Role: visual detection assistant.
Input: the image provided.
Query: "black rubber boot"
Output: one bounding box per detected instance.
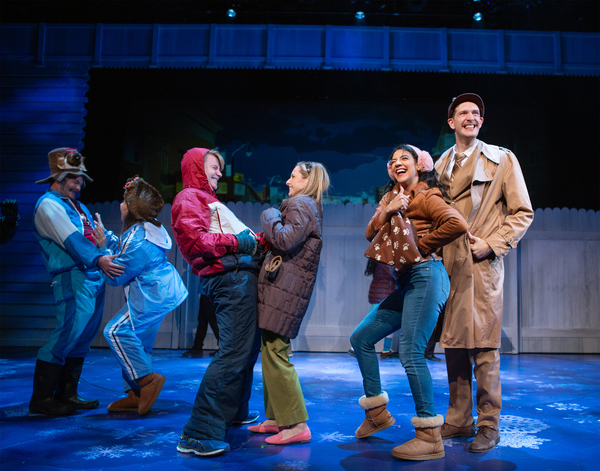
[29,360,77,416]
[55,357,99,409]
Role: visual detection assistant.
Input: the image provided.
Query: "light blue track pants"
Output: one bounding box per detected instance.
[37,268,105,365]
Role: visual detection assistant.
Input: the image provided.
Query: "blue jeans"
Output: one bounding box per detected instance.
[350,260,449,418]
[183,269,261,441]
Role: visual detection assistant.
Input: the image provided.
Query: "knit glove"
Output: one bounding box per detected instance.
[234,229,257,255]
[255,231,272,254]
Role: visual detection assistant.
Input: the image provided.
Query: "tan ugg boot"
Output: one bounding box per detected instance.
[107,390,140,412]
[136,373,165,416]
[392,414,445,461]
[355,391,396,439]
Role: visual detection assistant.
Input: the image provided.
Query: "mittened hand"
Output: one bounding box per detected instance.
[262,207,281,221]
[234,229,258,255]
[1,199,19,220]
[255,232,272,254]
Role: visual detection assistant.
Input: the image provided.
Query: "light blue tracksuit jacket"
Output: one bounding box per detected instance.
[33,189,119,364]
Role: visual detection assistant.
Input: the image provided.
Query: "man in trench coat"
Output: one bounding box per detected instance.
[434,93,534,452]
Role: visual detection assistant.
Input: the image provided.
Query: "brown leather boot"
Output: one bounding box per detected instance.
[136,373,165,416]
[441,421,476,438]
[392,415,445,461]
[107,390,140,412]
[469,426,500,452]
[355,391,396,439]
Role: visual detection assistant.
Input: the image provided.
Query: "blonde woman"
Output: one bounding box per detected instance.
[249,161,330,445]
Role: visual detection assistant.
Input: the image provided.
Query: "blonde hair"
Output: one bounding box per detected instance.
[204,149,225,170]
[293,161,330,204]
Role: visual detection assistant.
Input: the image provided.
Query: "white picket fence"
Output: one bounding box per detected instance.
[86,202,600,354]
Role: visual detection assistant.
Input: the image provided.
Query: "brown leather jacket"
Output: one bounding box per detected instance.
[366,181,468,257]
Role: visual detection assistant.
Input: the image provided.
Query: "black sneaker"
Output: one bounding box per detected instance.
[231,410,260,426]
[176,433,230,457]
[182,348,203,357]
[380,351,399,359]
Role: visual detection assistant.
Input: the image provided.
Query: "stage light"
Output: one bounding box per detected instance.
[473,12,483,21]
[355,11,365,20]
[227,9,236,18]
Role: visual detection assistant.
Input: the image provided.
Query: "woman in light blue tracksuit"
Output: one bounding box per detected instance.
[98,176,188,416]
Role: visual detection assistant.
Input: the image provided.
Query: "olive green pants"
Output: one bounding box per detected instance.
[261,330,309,427]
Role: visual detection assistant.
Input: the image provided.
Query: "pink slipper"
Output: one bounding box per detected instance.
[265,427,311,445]
[247,422,282,434]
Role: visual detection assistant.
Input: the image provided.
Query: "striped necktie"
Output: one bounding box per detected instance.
[451,153,467,181]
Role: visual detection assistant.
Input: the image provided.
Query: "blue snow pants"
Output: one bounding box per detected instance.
[37,268,105,365]
[183,269,261,442]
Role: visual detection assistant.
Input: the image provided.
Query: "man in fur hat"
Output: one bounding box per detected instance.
[30,147,125,416]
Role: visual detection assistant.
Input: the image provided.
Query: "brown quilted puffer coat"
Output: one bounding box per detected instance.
[257,195,322,339]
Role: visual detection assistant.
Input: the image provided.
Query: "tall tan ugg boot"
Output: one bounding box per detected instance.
[355,391,396,439]
[391,414,445,461]
[136,373,165,416]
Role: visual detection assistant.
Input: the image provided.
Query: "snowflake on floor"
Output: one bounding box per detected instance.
[80,422,119,433]
[442,438,467,448]
[132,431,180,445]
[502,394,525,401]
[548,403,588,411]
[500,415,549,435]
[318,431,354,443]
[75,445,160,460]
[446,415,550,450]
[563,414,600,425]
[134,449,161,458]
[496,415,550,449]
[498,431,549,449]
[109,427,146,440]
[276,461,310,470]
[75,445,136,460]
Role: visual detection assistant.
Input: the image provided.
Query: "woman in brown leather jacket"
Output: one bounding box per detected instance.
[248,161,330,446]
[350,144,467,461]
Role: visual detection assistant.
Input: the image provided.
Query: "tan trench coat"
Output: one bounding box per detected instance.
[435,140,534,349]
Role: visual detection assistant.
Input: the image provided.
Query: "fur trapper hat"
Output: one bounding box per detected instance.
[36,148,93,184]
[123,176,164,226]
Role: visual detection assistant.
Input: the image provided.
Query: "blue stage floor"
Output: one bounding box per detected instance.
[1,349,598,470]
